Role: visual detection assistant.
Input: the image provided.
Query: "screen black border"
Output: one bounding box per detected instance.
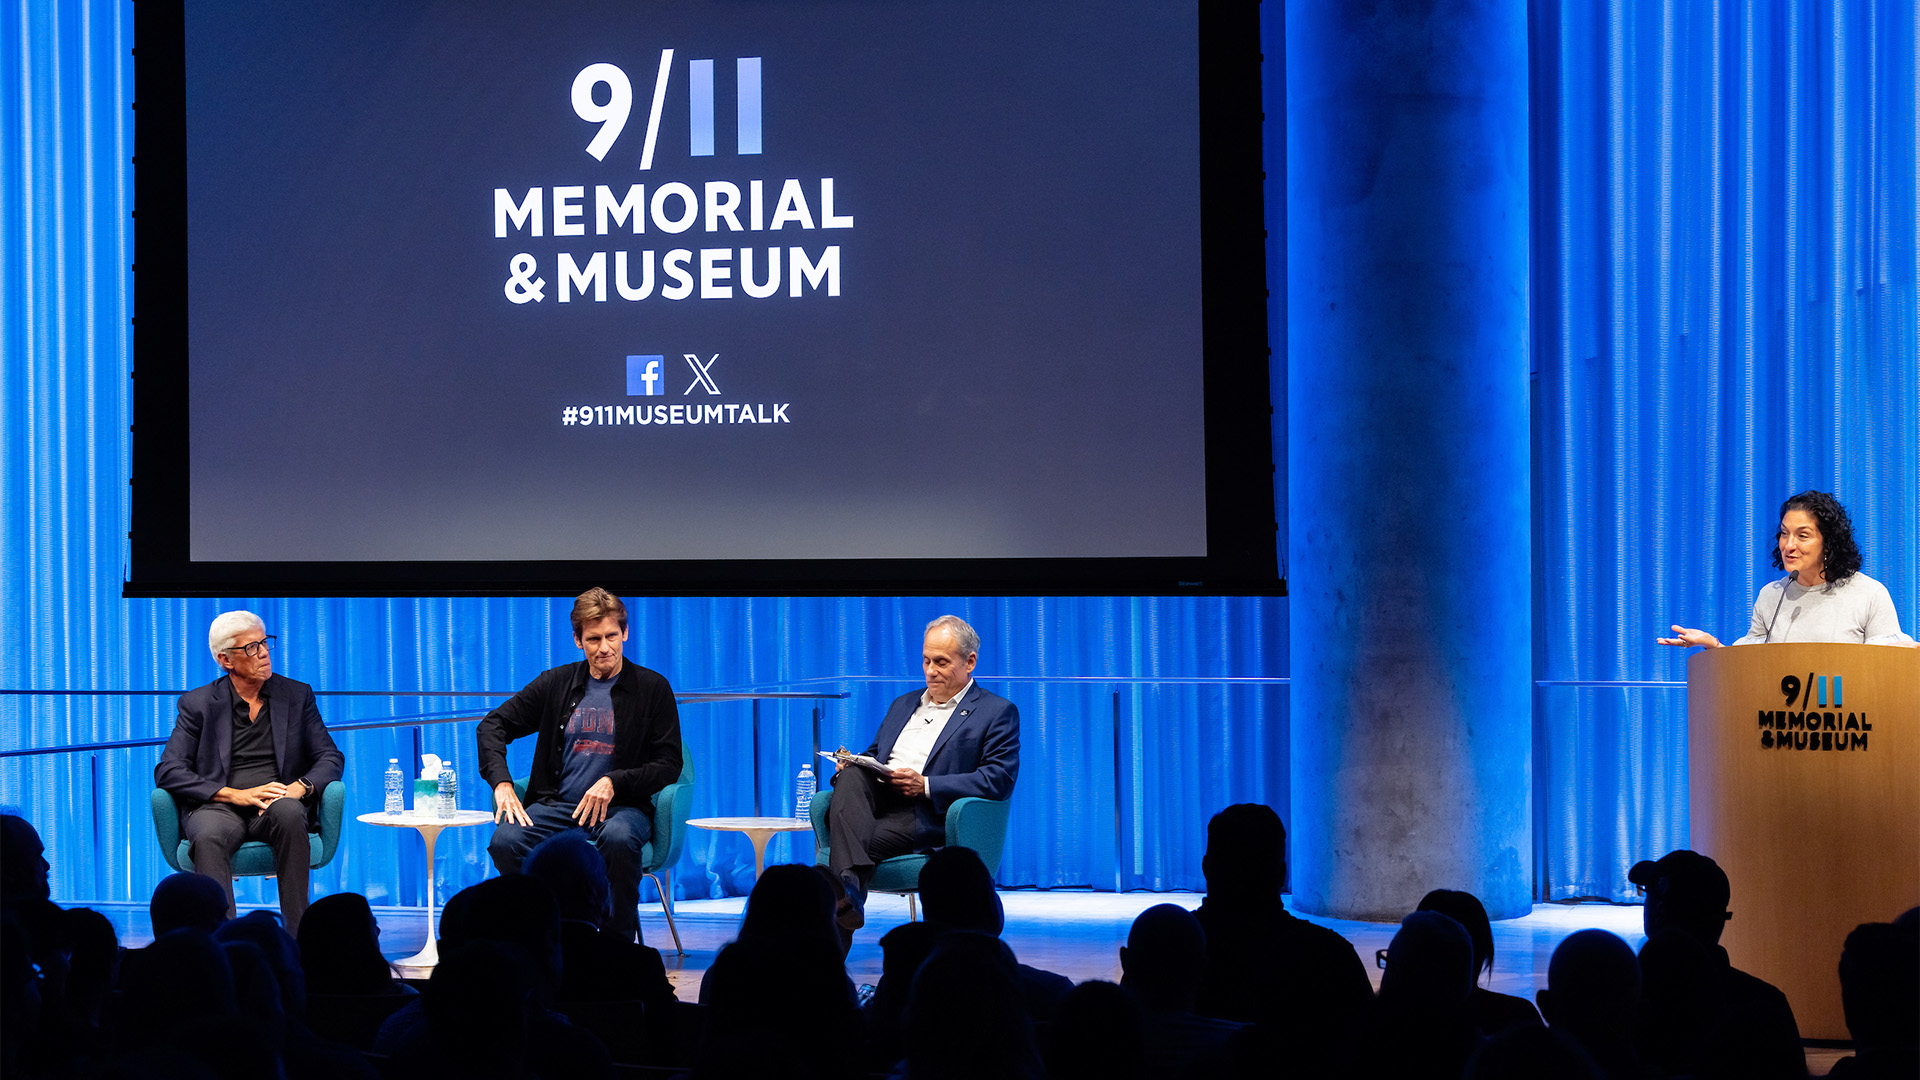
[129,1,1277,598]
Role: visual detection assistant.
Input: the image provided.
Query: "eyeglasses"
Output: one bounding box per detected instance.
[221,635,276,659]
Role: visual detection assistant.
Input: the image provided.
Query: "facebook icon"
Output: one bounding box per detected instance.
[626,355,665,396]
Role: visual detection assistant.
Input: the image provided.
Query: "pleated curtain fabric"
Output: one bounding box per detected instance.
[2,1,1913,907]
[1531,0,1918,900]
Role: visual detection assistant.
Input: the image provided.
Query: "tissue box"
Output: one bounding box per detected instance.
[413,779,438,810]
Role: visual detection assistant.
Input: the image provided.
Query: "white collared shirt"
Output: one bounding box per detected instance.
[884,680,973,776]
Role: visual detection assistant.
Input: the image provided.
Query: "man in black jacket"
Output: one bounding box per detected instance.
[478,588,683,943]
[156,611,344,934]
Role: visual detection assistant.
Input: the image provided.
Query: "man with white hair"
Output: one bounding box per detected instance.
[155,610,343,933]
[827,614,1020,931]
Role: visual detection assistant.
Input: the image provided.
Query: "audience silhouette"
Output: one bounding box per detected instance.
[297,891,410,997]
[0,814,52,913]
[1120,902,1244,1078]
[1536,928,1659,1080]
[375,874,614,1080]
[9,799,1894,1080]
[695,863,862,1079]
[902,930,1047,1080]
[415,937,546,1079]
[522,828,677,1008]
[1464,1024,1608,1080]
[1347,909,1484,1079]
[918,844,1075,1019]
[60,906,120,1041]
[1828,907,1919,1080]
[1,913,41,1077]
[1630,848,1807,1079]
[1191,803,1373,1075]
[1043,979,1150,1080]
[218,908,379,1079]
[116,927,270,1076]
[865,917,945,1069]
[1419,887,1544,1035]
[149,871,231,937]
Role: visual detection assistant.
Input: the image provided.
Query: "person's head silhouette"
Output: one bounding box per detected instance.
[1379,909,1476,1012]
[522,829,612,928]
[1628,850,1731,945]
[438,874,562,997]
[904,931,1042,1080]
[1201,803,1285,901]
[918,844,1003,934]
[1836,910,1919,1056]
[1046,980,1148,1080]
[1536,928,1639,1043]
[299,891,395,995]
[1120,903,1208,1014]
[0,815,49,905]
[1418,889,1499,985]
[150,872,230,936]
[739,862,840,955]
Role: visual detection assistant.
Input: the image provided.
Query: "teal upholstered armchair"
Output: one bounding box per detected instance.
[809,785,1013,922]
[514,737,695,955]
[150,780,347,878]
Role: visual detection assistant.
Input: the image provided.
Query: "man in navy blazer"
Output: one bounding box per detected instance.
[828,614,1019,930]
[155,611,343,934]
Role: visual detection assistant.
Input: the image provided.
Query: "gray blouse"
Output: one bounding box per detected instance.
[1731,572,1914,646]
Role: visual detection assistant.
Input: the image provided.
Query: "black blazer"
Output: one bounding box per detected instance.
[155,673,345,830]
[476,658,683,812]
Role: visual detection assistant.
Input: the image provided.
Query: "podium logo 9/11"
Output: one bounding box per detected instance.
[1756,671,1871,751]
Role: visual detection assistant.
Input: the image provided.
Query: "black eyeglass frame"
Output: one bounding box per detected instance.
[220,634,277,659]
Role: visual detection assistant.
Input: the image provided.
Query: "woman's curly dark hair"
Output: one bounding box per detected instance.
[1768,490,1862,584]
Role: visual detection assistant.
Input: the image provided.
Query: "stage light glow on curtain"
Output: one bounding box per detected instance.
[1533,0,1918,900]
[0,3,1286,908]
[14,0,1910,912]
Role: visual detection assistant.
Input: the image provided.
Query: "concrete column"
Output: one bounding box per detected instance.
[1286,0,1532,920]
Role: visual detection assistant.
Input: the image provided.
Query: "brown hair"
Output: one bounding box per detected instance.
[570,587,629,637]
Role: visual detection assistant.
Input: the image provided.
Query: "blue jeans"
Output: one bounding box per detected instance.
[487,800,654,941]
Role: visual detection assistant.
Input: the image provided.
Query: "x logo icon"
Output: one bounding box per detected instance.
[683,353,720,395]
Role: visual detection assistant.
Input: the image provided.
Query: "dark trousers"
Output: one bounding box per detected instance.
[487,801,653,942]
[182,797,314,934]
[826,767,940,891]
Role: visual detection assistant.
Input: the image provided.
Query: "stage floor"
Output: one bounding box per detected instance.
[96,890,1847,1075]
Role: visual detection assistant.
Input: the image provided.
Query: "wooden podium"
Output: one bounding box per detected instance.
[1687,642,1919,1040]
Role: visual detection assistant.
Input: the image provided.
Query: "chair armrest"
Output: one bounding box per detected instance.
[150,787,186,872]
[646,779,695,873]
[944,797,1012,875]
[513,777,529,803]
[809,786,834,865]
[312,780,347,868]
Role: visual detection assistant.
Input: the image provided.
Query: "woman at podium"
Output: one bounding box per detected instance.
[1660,490,1915,649]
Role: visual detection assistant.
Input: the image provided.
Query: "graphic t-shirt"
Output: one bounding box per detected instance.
[559,675,617,805]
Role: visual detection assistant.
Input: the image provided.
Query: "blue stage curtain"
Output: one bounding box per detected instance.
[11,1,1911,913]
[1532,0,1918,900]
[1,3,1290,909]
[0,2,1293,910]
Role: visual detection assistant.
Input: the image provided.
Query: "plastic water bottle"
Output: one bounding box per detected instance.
[794,761,816,821]
[383,758,404,815]
[437,764,457,819]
